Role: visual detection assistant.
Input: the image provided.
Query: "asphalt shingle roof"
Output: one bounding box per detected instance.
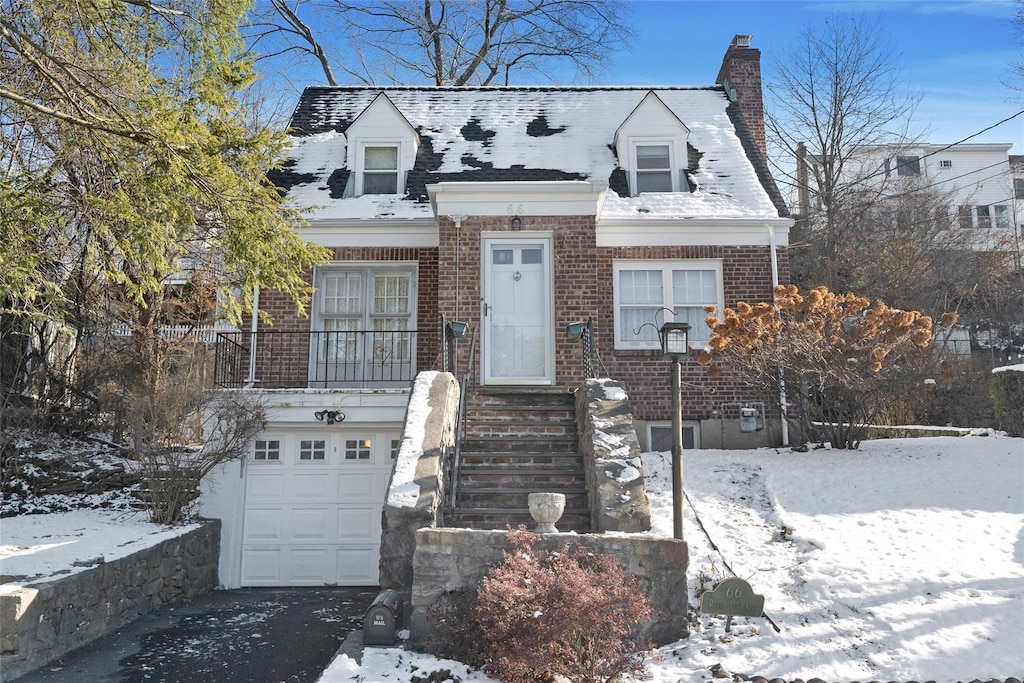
[271,86,789,221]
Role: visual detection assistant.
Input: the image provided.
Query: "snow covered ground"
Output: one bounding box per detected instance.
[320,434,1023,683]
[3,434,1022,682]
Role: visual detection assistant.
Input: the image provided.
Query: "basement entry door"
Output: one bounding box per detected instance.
[239,432,396,586]
[482,236,554,385]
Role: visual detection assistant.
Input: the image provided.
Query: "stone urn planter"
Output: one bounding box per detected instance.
[528,492,566,533]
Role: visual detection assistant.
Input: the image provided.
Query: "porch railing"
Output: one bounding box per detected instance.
[213,329,418,389]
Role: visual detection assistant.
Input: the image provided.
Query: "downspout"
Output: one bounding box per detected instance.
[446,214,467,327]
[768,225,790,446]
[246,284,259,388]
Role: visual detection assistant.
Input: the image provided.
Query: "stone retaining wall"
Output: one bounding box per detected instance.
[0,520,219,681]
[409,527,689,648]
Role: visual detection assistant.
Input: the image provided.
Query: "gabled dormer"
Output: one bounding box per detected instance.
[613,91,690,196]
[344,93,419,197]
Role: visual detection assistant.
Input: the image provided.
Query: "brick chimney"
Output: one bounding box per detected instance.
[716,34,766,159]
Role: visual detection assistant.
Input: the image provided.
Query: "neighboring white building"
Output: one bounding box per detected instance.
[798,142,1020,253]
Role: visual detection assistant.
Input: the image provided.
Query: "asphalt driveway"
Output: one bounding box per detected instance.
[12,587,380,683]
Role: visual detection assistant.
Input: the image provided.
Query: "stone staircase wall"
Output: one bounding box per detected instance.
[576,377,652,533]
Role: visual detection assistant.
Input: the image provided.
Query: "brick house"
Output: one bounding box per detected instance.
[200,35,792,588]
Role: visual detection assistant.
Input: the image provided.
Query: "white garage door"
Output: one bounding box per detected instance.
[239,431,398,586]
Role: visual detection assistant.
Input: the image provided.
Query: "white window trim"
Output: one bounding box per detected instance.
[629,139,681,196]
[612,259,724,351]
[251,435,284,463]
[355,140,406,196]
[297,436,328,462]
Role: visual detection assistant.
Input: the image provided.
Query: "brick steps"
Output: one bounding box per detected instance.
[449,386,591,533]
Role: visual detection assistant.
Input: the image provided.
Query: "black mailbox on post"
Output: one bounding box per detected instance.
[363,589,404,646]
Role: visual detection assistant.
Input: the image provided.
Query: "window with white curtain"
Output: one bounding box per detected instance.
[634,144,673,193]
[316,265,415,363]
[613,259,723,349]
[360,145,399,194]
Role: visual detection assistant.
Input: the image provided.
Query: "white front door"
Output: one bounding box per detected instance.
[482,237,554,384]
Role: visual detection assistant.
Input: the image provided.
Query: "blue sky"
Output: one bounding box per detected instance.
[605,1,1023,151]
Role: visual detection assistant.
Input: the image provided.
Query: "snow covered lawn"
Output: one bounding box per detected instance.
[321,434,1023,683]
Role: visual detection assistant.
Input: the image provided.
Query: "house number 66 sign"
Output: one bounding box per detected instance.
[700,577,765,619]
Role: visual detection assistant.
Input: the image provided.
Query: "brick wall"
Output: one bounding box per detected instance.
[438,215,788,425]
[716,39,766,160]
[243,218,788,426]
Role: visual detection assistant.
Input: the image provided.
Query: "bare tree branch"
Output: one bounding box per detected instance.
[248,0,632,87]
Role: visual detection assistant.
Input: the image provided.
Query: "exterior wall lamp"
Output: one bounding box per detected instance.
[511,216,522,231]
[448,320,469,338]
[659,321,690,541]
[314,409,345,425]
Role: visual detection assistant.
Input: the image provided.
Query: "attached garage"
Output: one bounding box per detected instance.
[200,421,400,589]
[237,431,398,586]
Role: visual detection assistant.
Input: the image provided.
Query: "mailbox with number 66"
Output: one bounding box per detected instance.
[363,589,404,646]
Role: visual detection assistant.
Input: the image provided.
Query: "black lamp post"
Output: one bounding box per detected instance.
[659,321,689,540]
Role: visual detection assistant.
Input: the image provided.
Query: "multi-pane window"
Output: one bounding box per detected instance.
[634,144,673,193]
[345,438,372,461]
[614,260,722,349]
[1014,178,1024,200]
[390,439,401,460]
[362,145,399,194]
[299,439,326,460]
[253,439,281,461]
[939,159,953,169]
[317,266,415,364]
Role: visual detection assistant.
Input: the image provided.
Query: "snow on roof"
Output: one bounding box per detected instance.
[272,86,786,222]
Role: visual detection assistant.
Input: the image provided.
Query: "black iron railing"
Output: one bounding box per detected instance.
[213,329,418,389]
[580,317,597,379]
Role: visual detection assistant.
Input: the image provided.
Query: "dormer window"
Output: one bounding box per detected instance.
[636,145,673,192]
[614,91,690,197]
[344,93,419,198]
[362,145,399,194]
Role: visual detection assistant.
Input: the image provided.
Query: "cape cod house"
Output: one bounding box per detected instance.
[200,36,793,589]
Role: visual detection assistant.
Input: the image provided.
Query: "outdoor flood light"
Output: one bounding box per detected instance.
[449,320,469,338]
[659,321,690,359]
[565,321,586,339]
[314,409,345,424]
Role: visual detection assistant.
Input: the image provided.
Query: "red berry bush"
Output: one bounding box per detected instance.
[431,528,654,683]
